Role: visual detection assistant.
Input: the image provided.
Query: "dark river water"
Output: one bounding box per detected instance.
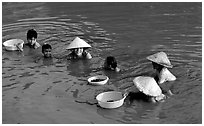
[2,2,202,124]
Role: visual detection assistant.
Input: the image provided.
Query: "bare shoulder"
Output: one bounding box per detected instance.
[115,67,121,72]
[86,52,92,59]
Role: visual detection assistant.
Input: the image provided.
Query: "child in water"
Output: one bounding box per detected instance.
[42,43,52,58]
[35,43,57,66]
[66,37,92,60]
[104,56,120,72]
[25,29,41,49]
[146,51,176,96]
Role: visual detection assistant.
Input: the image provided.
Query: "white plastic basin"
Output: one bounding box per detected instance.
[3,39,24,51]
[88,75,109,86]
[96,91,128,109]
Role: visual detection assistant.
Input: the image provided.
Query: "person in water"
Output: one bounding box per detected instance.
[35,43,57,66]
[25,29,41,49]
[68,48,92,60]
[132,76,166,103]
[66,37,92,60]
[147,51,176,96]
[42,43,52,58]
[104,56,120,72]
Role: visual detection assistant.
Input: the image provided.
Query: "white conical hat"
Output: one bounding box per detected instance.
[146,52,173,68]
[66,37,91,50]
[133,76,162,97]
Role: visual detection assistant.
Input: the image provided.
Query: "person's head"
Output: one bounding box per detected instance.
[27,29,38,45]
[106,56,117,69]
[42,43,52,58]
[73,48,84,56]
[152,62,164,72]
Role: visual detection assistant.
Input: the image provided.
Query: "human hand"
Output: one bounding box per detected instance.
[34,42,41,49]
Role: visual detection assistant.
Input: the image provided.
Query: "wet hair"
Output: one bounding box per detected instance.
[106,56,117,69]
[152,62,164,71]
[42,43,52,53]
[27,29,38,40]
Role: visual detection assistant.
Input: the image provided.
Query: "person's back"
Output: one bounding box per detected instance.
[82,50,92,59]
[158,67,176,84]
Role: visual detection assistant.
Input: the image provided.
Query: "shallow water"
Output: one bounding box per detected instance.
[2,2,202,124]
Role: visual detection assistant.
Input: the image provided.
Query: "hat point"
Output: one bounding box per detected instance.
[66,37,91,50]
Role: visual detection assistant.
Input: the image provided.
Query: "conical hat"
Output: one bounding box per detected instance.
[146,52,173,68]
[66,37,91,50]
[133,76,162,97]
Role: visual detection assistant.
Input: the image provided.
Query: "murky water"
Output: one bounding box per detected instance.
[2,2,202,124]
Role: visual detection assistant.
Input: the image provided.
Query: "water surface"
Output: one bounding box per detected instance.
[2,2,202,124]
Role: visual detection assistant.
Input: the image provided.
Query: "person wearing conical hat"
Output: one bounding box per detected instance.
[133,76,166,103]
[147,52,176,96]
[66,37,92,60]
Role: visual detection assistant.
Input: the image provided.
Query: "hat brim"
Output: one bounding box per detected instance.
[66,37,91,50]
[147,56,173,68]
[66,47,91,50]
[147,57,173,68]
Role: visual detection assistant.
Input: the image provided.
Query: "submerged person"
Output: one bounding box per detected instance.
[146,51,176,96]
[104,56,120,72]
[35,43,58,66]
[130,52,176,103]
[66,37,92,60]
[133,76,166,103]
[25,29,41,49]
[42,43,52,58]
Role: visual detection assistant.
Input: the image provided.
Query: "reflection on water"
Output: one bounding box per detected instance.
[2,2,201,124]
[66,59,93,77]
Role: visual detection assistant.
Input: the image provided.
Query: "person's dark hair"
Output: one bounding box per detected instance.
[106,56,117,69]
[27,29,38,40]
[152,62,164,72]
[42,43,52,53]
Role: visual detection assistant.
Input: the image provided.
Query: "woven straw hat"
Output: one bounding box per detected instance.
[146,52,173,68]
[66,37,91,50]
[133,76,162,97]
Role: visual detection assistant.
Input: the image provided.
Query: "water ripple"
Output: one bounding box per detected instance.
[2,16,115,59]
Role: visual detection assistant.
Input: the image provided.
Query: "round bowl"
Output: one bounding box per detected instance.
[96,91,128,109]
[88,75,109,86]
[3,39,24,51]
